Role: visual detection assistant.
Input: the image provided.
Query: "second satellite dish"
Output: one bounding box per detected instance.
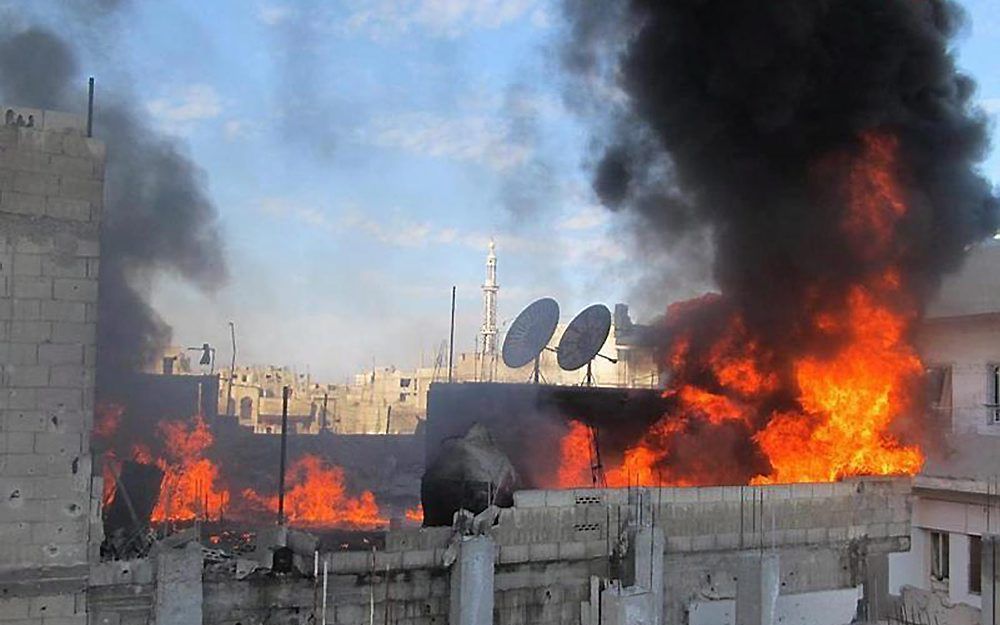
[557,304,612,371]
[502,298,560,369]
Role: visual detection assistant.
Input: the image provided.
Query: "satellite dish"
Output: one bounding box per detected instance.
[558,305,613,371]
[502,298,560,372]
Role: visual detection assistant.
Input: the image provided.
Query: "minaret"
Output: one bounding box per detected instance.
[480,239,499,355]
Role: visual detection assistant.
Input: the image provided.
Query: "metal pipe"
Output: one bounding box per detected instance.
[321,557,329,625]
[278,385,290,524]
[448,286,456,383]
[86,77,94,138]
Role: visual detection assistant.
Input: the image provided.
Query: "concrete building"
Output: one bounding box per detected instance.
[888,240,1000,624]
[0,105,105,624]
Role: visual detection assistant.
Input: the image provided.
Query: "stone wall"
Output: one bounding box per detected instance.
[0,105,104,624]
[91,479,912,625]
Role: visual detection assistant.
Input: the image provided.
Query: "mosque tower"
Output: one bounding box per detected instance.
[480,239,499,355]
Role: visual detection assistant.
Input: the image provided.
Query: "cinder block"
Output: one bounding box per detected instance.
[41,257,87,278]
[4,387,38,409]
[4,148,49,173]
[0,596,30,619]
[58,176,103,203]
[53,278,97,302]
[690,534,715,551]
[696,486,725,502]
[12,276,52,299]
[41,300,86,323]
[666,536,692,552]
[13,171,58,196]
[49,155,93,178]
[37,387,82,411]
[42,111,85,134]
[34,432,81,455]
[558,541,586,560]
[499,544,529,564]
[5,430,33,452]
[401,549,435,568]
[673,488,699,503]
[29,592,78,617]
[51,322,93,344]
[49,364,88,388]
[38,343,83,365]
[545,490,574,507]
[31,521,85,544]
[46,197,90,221]
[12,253,41,276]
[3,410,47,431]
[513,490,546,508]
[12,299,40,320]
[10,321,50,342]
[0,189,45,215]
[8,364,50,387]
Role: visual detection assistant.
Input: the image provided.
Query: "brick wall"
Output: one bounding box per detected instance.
[0,105,104,625]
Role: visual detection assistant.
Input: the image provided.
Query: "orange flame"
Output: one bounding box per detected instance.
[243,455,386,530]
[404,504,423,524]
[553,131,925,488]
[151,416,230,522]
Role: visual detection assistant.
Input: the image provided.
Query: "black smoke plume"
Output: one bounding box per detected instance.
[567,0,995,322]
[0,25,226,397]
[562,0,998,482]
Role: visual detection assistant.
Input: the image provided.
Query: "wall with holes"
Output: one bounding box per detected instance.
[0,105,104,624]
[94,479,913,625]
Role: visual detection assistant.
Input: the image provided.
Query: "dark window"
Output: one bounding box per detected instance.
[399,393,406,402]
[970,535,982,594]
[239,397,253,421]
[931,531,950,581]
[989,365,1000,423]
[400,378,411,388]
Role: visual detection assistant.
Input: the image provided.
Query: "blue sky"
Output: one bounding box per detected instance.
[17,1,1000,380]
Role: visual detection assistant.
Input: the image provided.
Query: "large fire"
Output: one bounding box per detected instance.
[555,132,926,488]
[243,455,386,530]
[95,406,388,529]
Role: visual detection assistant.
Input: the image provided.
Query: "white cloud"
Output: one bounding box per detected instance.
[256,3,294,25]
[980,98,1000,115]
[345,0,541,39]
[222,119,256,141]
[560,204,608,231]
[364,112,531,171]
[147,85,223,124]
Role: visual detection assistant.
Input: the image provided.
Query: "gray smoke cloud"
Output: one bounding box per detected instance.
[0,22,227,396]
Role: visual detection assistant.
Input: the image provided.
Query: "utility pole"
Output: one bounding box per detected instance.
[226,321,237,417]
[278,385,290,525]
[448,286,456,383]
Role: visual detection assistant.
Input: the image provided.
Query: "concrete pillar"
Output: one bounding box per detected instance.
[632,526,665,625]
[153,541,203,625]
[736,552,779,625]
[862,552,890,621]
[984,535,999,625]
[449,535,495,625]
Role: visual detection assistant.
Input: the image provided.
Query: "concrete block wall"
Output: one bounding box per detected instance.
[0,105,103,624]
[510,477,911,553]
